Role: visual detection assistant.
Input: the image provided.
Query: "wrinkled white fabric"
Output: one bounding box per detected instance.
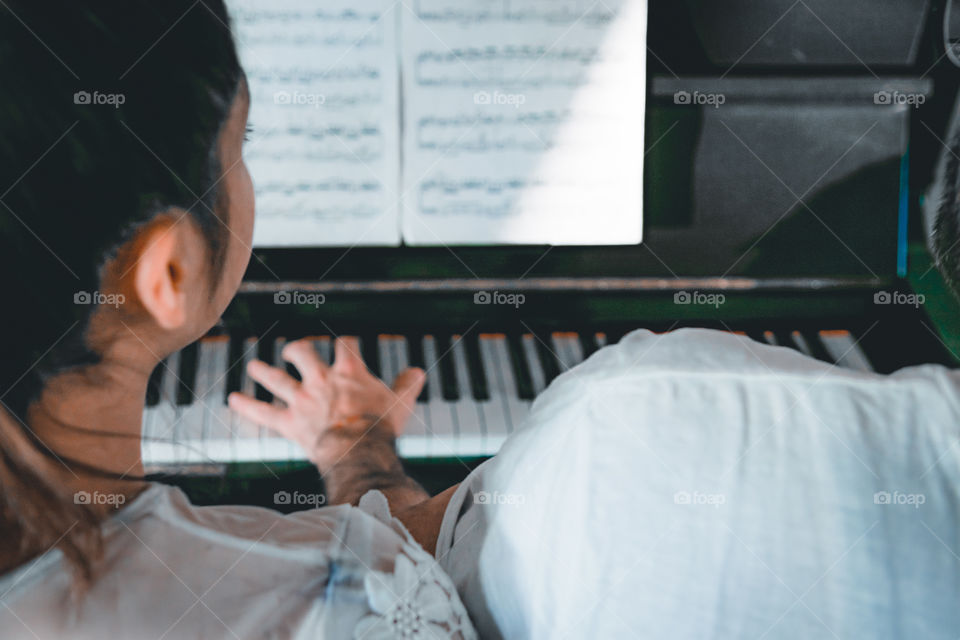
[0,486,475,639]
[436,328,960,639]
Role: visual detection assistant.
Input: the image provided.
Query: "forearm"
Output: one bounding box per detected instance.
[317,426,429,509]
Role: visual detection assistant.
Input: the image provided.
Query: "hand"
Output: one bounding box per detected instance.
[227,337,425,470]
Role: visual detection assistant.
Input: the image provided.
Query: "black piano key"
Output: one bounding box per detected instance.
[802,331,835,364]
[849,326,887,373]
[437,335,460,401]
[175,342,198,406]
[533,330,562,386]
[360,334,381,378]
[605,329,626,346]
[773,331,801,352]
[286,361,302,382]
[281,338,302,382]
[255,337,274,403]
[225,335,245,401]
[406,334,428,402]
[578,331,600,360]
[464,334,490,401]
[145,360,165,407]
[506,332,535,400]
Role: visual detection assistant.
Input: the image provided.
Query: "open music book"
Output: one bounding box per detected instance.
[228,0,647,247]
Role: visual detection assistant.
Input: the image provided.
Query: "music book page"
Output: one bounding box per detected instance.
[230,0,646,247]
[230,0,401,246]
[399,0,647,245]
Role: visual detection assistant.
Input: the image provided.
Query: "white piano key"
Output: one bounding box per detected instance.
[422,336,456,457]
[479,336,513,448]
[789,331,814,358]
[379,335,398,386]
[394,336,431,458]
[199,337,235,462]
[552,333,584,373]
[488,335,530,441]
[142,353,180,467]
[235,337,263,442]
[302,335,332,365]
[174,341,219,463]
[273,337,298,462]
[450,335,487,455]
[521,334,547,395]
[819,330,874,372]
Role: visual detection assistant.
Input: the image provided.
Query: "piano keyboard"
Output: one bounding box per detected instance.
[141,329,876,470]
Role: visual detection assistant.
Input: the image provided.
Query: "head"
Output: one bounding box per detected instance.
[0,0,250,580]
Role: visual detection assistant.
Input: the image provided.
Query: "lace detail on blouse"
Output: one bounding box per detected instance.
[353,491,477,640]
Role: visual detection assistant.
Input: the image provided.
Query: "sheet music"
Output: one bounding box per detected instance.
[400,0,646,245]
[229,0,401,246]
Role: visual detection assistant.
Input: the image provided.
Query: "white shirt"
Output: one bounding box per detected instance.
[436,328,960,639]
[0,486,475,640]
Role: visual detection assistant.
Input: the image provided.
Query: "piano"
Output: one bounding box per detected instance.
[142,326,885,467]
[145,0,960,480]
[141,245,960,476]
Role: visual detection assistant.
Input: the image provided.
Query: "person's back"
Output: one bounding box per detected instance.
[437,328,960,638]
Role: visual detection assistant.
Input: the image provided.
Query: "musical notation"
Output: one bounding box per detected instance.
[412,0,616,27]
[227,0,646,247]
[401,0,647,245]
[228,0,400,247]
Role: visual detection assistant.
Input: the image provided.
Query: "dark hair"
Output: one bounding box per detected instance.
[0,0,242,581]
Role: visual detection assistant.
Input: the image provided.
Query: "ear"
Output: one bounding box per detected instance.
[133,218,191,330]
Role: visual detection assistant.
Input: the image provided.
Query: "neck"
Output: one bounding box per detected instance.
[28,360,150,496]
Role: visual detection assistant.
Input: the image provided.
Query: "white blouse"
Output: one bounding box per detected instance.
[0,484,476,640]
